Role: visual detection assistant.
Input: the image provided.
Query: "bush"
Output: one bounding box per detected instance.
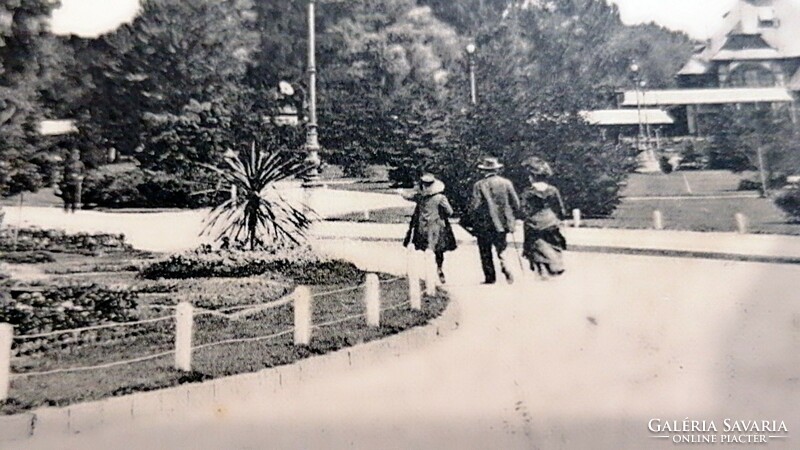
[775,189,800,222]
[140,246,364,285]
[0,228,132,253]
[82,166,222,209]
[738,179,762,192]
[659,156,674,174]
[1,284,139,335]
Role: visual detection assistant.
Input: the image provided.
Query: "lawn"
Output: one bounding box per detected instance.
[620,170,753,197]
[1,232,449,415]
[585,197,800,235]
[327,170,800,236]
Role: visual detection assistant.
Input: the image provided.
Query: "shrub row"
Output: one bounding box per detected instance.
[1,284,139,336]
[82,166,222,209]
[0,228,132,253]
[775,189,800,222]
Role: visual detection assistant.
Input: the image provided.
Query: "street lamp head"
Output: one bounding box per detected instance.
[629,62,639,73]
[466,43,476,55]
[278,80,295,96]
[639,80,647,88]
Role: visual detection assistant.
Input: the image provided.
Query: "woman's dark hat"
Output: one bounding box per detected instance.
[522,156,553,177]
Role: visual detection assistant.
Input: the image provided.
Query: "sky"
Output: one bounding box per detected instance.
[49,0,740,39]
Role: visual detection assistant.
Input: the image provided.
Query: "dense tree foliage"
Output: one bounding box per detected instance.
[15,0,697,218]
[317,1,461,179]
[0,0,61,196]
[78,0,263,175]
[707,106,799,179]
[420,1,645,215]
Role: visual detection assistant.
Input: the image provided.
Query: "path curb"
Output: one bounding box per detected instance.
[313,235,800,266]
[0,290,460,443]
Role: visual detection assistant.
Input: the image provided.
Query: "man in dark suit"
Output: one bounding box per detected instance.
[469,157,520,284]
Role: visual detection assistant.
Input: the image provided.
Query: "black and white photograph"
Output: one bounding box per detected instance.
[1,0,798,448]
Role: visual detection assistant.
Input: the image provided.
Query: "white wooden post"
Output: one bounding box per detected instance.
[407,252,422,311]
[363,209,371,221]
[572,209,582,228]
[293,287,312,346]
[0,324,11,402]
[364,274,380,327]
[424,250,437,296]
[653,210,664,230]
[735,213,748,234]
[174,302,193,372]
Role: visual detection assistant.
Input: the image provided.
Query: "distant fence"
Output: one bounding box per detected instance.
[569,208,751,233]
[1,262,439,402]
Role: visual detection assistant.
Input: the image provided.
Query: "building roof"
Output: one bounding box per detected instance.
[39,120,77,136]
[619,88,794,106]
[697,0,800,62]
[678,57,712,76]
[710,48,782,61]
[580,109,675,126]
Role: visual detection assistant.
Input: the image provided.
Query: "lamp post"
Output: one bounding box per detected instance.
[466,43,477,105]
[630,62,645,152]
[302,0,322,185]
[630,62,660,172]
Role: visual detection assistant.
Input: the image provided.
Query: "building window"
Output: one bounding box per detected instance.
[728,64,776,88]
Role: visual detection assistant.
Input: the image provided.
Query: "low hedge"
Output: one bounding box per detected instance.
[0,228,132,254]
[140,246,364,285]
[0,251,56,264]
[1,284,139,336]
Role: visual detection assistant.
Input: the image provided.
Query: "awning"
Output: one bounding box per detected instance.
[580,109,674,126]
[39,119,78,136]
[620,88,794,107]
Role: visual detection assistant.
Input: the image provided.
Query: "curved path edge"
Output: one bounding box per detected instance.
[0,290,461,443]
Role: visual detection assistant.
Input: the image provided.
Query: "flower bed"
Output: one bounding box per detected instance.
[140,246,364,285]
[1,284,139,336]
[3,280,450,415]
[135,277,294,311]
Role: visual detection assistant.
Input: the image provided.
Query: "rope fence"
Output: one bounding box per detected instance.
[1,262,438,400]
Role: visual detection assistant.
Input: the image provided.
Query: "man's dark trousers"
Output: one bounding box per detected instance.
[476,230,509,283]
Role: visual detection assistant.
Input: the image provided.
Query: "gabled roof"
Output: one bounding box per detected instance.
[698,0,800,62]
[580,109,674,126]
[619,88,794,106]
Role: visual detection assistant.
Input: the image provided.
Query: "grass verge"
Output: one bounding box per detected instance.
[2,279,448,415]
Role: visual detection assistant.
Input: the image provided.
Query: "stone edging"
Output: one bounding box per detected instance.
[0,291,461,443]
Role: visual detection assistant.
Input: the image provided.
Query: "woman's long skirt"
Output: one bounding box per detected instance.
[523,226,567,274]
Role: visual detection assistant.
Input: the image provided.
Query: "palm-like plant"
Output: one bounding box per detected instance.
[202,142,313,250]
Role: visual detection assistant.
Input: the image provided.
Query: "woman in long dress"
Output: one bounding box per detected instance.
[520,158,567,279]
[403,174,457,283]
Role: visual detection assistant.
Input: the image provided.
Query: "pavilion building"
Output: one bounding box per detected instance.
[618,0,799,136]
